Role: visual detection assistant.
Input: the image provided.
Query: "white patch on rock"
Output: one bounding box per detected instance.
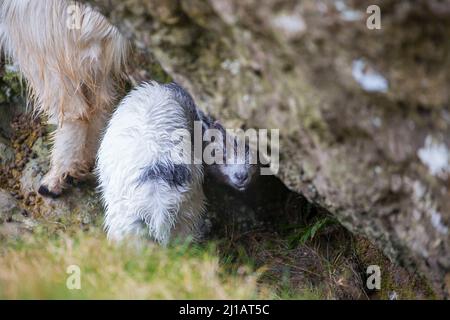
[413,180,426,199]
[412,180,449,236]
[210,0,236,25]
[352,59,389,93]
[442,110,450,123]
[221,59,241,75]
[417,135,450,179]
[372,117,382,128]
[389,291,398,300]
[335,0,363,21]
[412,209,421,221]
[374,166,382,175]
[430,209,449,235]
[271,13,306,38]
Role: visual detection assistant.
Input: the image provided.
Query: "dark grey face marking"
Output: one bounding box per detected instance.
[139,162,192,188]
[152,81,257,191]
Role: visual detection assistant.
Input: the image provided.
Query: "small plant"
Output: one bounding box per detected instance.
[288,216,338,247]
[0,65,23,105]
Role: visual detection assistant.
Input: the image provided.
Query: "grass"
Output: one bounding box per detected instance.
[0,180,340,301]
[0,216,337,300]
[0,228,273,299]
[287,216,339,247]
[0,211,434,300]
[0,195,433,300]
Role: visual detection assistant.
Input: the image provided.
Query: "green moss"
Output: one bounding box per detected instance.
[147,60,172,83]
[0,68,23,105]
[354,237,436,299]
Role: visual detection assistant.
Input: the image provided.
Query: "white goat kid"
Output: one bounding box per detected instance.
[96,82,257,245]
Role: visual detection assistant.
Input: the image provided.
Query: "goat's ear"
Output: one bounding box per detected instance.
[199,114,212,130]
[213,120,224,130]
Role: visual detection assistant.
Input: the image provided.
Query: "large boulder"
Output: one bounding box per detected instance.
[83,0,450,296]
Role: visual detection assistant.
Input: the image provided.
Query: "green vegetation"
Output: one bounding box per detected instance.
[287,216,338,247]
[0,228,268,299]
[0,66,23,105]
[0,204,435,300]
[0,216,326,300]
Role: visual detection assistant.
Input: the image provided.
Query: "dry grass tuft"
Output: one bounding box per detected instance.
[0,230,272,299]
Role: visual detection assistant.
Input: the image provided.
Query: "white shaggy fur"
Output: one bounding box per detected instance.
[97,82,205,245]
[96,82,257,245]
[0,0,127,196]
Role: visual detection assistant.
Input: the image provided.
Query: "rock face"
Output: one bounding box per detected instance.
[0,0,447,298]
[0,113,103,236]
[81,0,450,295]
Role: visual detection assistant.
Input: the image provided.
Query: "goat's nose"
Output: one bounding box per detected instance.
[234,172,249,183]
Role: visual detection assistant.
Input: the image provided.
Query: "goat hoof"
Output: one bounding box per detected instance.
[38,185,61,198]
[65,175,75,185]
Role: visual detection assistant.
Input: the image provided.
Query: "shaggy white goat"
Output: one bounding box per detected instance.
[0,0,127,197]
[96,82,257,245]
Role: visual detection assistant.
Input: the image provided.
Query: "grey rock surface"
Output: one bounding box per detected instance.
[83,0,450,295]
